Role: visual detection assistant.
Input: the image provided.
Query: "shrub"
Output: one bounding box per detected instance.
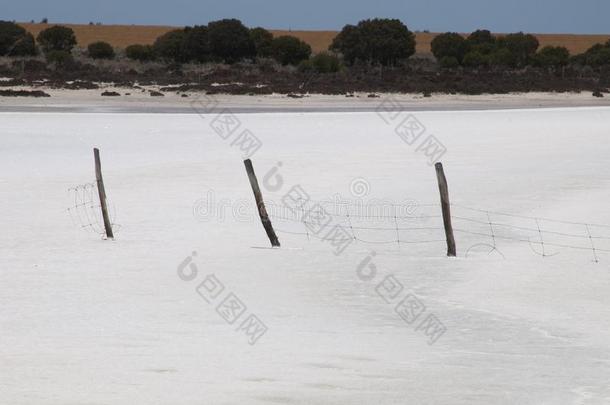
[439,56,459,68]
[462,51,487,67]
[488,48,513,67]
[500,32,539,67]
[9,33,37,56]
[533,46,569,68]
[331,18,415,66]
[297,59,314,73]
[153,29,188,63]
[271,35,312,65]
[183,25,210,63]
[431,33,469,64]
[310,52,341,73]
[207,19,255,63]
[466,29,496,55]
[588,48,610,67]
[87,41,115,59]
[467,29,495,47]
[36,25,77,53]
[45,50,74,67]
[0,21,28,55]
[125,44,156,62]
[582,43,610,67]
[250,27,274,58]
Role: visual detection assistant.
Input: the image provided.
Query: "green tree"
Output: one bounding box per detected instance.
[125,44,156,62]
[467,29,495,47]
[431,32,469,64]
[153,29,188,62]
[250,27,274,57]
[582,43,610,67]
[439,56,459,68]
[533,46,570,68]
[462,51,488,67]
[466,29,496,55]
[9,33,37,56]
[329,24,362,65]
[36,25,77,53]
[87,41,115,59]
[207,19,255,63]
[488,48,513,67]
[500,32,539,67]
[0,21,28,55]
[331,18,415,66]
[183,25,210,62]
[271,35,312,65]
[310,52,341,73]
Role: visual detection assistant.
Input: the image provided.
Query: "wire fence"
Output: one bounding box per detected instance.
[264,197,610,262]
[67,182,120,237]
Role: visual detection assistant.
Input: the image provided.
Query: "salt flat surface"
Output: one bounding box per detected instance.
[2,90,610,113]
[1,107,610,404]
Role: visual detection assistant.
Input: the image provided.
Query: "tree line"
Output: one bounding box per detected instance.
[1,18,610,71]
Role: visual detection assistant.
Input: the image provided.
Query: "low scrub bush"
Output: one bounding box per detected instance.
[37,25,77,53]
[431,33,469,64]
[310,52,341,73]
[271,35,312,65]
[331,18,415,66]
[87,41,115,59]
[125,44,156,62]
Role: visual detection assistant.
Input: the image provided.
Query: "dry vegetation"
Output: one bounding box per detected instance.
[20,23,610,55]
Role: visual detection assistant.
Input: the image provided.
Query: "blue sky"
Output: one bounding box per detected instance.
[4,0,610,34]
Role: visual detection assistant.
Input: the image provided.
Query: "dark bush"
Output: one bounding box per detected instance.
[488,48,513,67]
[439,56,459,68]
[297,59,313,73]
[329,24,361,65]
[310,52,341,73]
[45,50,74,67]
[125,44,156,62]
[250,27,274,57]
[183,25,210,62]
[462,51,487,67]
[500,32,539,67]
[582,43,610,67]
[87,41,115,59]
[36,25,77,53]
[467,29,495,47]
[207,19,255,63]
[0,21,28,55]
[153,29,188,63]
[9,33,37,56]
[431,33,469,64]
[466,29,496,55]
[271,35,312,65]
[533,46,570,68]
[588,48,610,67]
[331,19,415,66]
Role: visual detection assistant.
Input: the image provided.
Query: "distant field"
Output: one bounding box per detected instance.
[21,23,610,55]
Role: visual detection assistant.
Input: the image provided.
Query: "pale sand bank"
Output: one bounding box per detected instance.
[1,86,609,113]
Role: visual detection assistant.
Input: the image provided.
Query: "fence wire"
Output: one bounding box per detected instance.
[67,182,120,237]
[264,198,610,262]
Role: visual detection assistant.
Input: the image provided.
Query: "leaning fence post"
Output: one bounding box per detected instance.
[94,148,114,239]
[243,159,280,247]
[435,162,456,256]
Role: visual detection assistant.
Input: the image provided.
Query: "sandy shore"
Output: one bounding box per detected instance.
[1,86,609,113]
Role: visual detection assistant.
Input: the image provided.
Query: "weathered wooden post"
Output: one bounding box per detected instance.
[94,148,114,239]
[243,159,280,247]
[435,162,456,256]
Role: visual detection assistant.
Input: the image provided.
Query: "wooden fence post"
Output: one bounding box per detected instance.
[94,148,114,239]
[244,159,280,247]
[435,162,456,256]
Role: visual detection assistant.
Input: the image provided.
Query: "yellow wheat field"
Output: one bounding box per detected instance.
[21,23,610,55]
